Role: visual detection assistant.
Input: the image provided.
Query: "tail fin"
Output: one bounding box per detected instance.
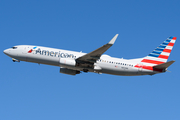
[141,36,176,66]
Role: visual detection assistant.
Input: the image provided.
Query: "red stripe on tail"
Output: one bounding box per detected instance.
[168,43,174,46]
[141,59,165,64]
[172,37,177,40]
[158,55,169,59]
[163,49,171,53]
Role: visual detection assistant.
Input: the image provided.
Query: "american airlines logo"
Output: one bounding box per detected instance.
[28,46,37,53]
[28,47,76,58]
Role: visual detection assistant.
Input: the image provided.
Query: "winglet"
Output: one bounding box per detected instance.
[108,34,119,45]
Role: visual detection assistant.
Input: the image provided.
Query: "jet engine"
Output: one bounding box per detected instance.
[60,68,80,75]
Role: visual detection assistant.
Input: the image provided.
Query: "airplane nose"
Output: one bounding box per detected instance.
[3,49,9,55]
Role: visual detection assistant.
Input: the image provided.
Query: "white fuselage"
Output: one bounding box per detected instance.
[3,45,162,76]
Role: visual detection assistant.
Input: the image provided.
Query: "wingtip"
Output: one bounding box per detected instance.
[108,34,119,45]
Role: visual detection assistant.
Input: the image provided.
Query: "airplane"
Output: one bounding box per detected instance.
[3,34,176,76]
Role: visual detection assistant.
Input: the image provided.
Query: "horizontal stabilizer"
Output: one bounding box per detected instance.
[153,60,175,69]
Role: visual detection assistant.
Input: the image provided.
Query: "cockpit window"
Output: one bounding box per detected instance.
[12,47,17,49]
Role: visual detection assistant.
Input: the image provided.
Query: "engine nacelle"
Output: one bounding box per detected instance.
[60,68,80,75]
[59,58,76,67]
[12,58,20,62]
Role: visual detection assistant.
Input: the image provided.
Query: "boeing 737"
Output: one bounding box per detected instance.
[3,34,176,76]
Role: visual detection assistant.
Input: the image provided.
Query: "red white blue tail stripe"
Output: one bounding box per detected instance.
[141,36,176,66]
[134,36,176,72]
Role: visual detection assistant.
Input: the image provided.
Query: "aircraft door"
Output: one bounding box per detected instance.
[138,63,143,72]
[22,47,27,54]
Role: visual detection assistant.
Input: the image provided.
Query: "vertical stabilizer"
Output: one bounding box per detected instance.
[140,36,176,66]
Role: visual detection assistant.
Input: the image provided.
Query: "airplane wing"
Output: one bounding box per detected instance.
[76,34,119,66]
